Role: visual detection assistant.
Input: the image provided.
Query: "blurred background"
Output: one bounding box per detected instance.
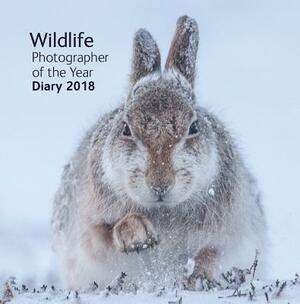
[0,0,299,286]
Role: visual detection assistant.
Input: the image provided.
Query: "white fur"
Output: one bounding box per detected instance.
[52,16,267,290]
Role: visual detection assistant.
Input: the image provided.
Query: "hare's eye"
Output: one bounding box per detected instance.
[122,122,132,136]
[188,121,199,136]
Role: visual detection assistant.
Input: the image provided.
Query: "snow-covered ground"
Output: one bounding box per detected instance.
[1,0,300,303]
[2,271,300,303]
[5,284,300,304]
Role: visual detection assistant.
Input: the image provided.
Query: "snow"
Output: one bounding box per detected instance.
[185,259,195,277]
[208,188,215,196]
[3,275,300,304]
[1,0,300,303]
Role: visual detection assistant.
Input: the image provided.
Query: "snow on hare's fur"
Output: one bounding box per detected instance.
[51,16,267,290]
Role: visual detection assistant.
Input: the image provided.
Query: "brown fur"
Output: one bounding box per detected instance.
[52,16,267,290]
[130,29,161,85]
[185,246,219,289]
[165,15,199,86]
[112,213,158,252]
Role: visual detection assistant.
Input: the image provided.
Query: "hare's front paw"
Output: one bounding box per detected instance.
[112,213,158,253]
[183,247,219,290]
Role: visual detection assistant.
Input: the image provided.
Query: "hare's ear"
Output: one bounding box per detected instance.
[130,29,161,86]
[165,16,199,87]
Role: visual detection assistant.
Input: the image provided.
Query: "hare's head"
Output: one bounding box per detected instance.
[105,16,218,208]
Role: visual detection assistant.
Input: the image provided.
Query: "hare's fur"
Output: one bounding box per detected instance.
[52,16,267,290]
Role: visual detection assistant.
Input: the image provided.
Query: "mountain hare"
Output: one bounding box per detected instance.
[52,16,267,290]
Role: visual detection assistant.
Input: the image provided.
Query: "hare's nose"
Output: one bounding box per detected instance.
[150,184,172,201]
